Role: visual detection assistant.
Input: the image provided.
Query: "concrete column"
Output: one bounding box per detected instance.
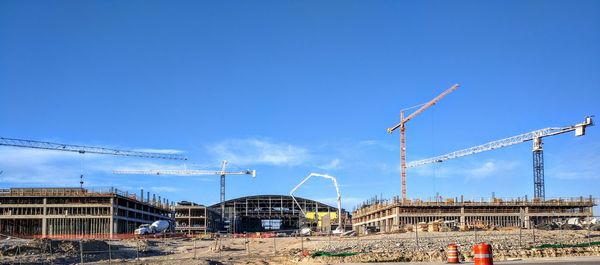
[460,207,465,226]
[110,197,114,238]
[524,206,530,229]
[42,198,47,237]
[393,207,399,231]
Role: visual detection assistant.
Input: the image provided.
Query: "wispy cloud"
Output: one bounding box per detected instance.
[547,143,600,180]
[319,158,341,170]
[206,138,310,166]
[411,159,519,180]
[133,148,184,154]
[145,186,179,193]
[0,147,91,186]
[0,147,187,187]
[358,140,397,151]
[109,161,189,172]
[466,160,518,179]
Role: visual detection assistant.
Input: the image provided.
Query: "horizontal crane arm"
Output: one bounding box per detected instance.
[407,116,593,168]
[113,169,256,177]
[0,137,187,160]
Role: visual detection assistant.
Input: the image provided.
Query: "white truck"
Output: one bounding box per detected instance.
[134,220,170,235]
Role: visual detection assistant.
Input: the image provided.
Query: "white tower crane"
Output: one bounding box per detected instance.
[0,137,187,187]
[0,137,186,160]
[113,160,256,219]
[407,116,593,199]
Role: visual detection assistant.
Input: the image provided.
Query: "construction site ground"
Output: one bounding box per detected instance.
[2,229,600,264]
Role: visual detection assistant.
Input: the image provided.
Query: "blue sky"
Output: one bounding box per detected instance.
[1,1,599,211]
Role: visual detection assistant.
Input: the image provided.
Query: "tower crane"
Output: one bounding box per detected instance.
[407,116,593,200]
[387,83,459,201]
[0,137,187,160]
[113,160,256,219]
[0,137,187,186]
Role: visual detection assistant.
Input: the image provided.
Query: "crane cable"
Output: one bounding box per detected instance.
[431,110,437,201]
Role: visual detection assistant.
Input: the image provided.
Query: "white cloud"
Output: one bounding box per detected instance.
[109,161,190,172]
[0,148,91,186]
[547,144,600,180]
[467,161,496,179]
[411,159,519,180]
[133,148,184,154]
[0,147,188,187]
[146,186,178,193]
[319,158,341,170]
[358,140,397,151]
[206,138,310,166]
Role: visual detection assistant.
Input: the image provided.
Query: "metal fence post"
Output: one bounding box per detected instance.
[108,244,112,265]
[301,235,304,253]
[79,240,84,264]
[532,222,536,245]
[245,238,249,255]
[273,236,276,254]
[415,226,419,250]
[519,225,522,248]
[193,239,197,259]
[588,221,592,247]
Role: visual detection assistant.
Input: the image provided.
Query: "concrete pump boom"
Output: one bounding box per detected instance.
[290,173,343,233]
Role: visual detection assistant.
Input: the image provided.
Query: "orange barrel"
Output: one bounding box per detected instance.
[447,243,459,263]
[473,243,493,265]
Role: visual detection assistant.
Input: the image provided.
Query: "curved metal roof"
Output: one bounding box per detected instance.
[208,194,341,210]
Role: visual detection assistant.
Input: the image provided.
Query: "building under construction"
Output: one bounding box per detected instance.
[0,187,172,238]
[210,195,349,233]
[174,201,220,234]
[352,196,596,234]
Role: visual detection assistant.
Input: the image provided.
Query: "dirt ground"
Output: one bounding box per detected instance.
[2,229,600,264]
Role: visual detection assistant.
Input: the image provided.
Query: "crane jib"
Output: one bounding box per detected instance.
[407,117,593,168]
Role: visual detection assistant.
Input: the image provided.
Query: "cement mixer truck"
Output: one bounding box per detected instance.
[134,220,171,235]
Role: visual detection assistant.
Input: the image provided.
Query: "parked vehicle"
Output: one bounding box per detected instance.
[134,220,170,235]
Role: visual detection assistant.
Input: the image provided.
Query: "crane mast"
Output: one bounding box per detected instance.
[387,84,459,201]
[407,116,593,199]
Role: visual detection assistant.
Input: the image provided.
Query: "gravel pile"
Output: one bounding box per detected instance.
[290,230,600,263]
